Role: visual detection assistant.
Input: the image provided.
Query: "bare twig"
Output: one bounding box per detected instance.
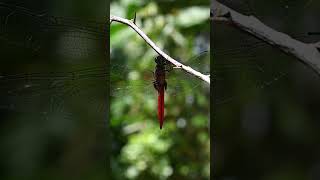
[110,15,210,84]
[212,0,320,75]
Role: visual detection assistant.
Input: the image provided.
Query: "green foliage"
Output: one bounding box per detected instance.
[110,0,210,179]
[121,127,173,179]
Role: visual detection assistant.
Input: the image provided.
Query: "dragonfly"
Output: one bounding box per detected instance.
[151,54,207,130]
[152,55,191,129]
[153,56,167,129]
[110,50,210,130]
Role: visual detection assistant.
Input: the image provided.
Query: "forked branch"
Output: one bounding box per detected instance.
[110,15,210,84]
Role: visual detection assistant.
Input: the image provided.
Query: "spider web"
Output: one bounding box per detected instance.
[0,2,107,127]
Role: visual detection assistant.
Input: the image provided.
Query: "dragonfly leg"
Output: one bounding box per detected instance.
[165,64,173,72]
[153,81,159,91]
[173,66,182,69]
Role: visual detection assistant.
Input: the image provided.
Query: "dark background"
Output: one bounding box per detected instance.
[0,0,108,179]
[213,0,320,179]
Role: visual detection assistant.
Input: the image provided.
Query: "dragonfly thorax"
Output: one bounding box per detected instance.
[155,56,166,66]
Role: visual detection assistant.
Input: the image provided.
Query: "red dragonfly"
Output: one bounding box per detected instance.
[153,56,167,129]
[110,51,209,130]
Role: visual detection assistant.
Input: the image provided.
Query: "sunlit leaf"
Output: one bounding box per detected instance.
[175,7,209,28]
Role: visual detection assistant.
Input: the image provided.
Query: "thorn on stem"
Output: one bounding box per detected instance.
[133,12,137,24]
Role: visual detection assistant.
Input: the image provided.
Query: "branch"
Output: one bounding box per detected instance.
[110,15,210,84]
[212,0,320,75]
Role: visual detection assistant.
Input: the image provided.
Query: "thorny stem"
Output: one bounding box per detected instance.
[110,15,210,84]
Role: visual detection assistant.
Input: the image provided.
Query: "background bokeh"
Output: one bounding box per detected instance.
[213,0,320,179]
[0,0,107,179]
[110,0,210,179]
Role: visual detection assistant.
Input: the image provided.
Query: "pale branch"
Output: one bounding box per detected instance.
[212,0,320,75]
[110,15,210,84]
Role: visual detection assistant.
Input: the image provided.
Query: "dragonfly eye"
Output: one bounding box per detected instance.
[155,56,165,64]
[155,56,160,63]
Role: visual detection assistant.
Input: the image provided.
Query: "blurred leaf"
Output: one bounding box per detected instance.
[175,7,209,28]
[110,27,135,48]
[110,2,126,17]
[191,115,207,128]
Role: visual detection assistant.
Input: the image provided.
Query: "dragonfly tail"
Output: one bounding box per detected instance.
[158,87,165,129]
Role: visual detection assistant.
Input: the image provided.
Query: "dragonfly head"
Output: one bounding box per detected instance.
[155,56,165,65]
